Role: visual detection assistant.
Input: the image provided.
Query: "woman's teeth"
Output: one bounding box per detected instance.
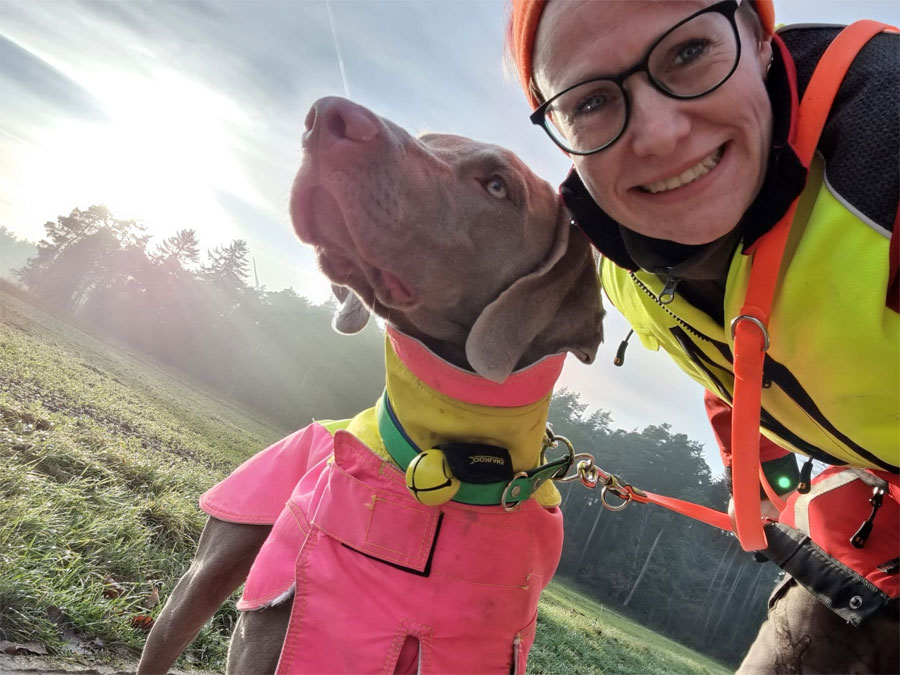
[642,147,724,194]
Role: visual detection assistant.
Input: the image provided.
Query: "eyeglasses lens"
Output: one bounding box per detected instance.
[543,8,738,154]
[649,11,738,96]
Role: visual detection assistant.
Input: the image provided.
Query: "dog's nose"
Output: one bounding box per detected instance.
[303,97,380,150]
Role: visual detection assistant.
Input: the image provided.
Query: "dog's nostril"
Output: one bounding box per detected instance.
[304,106,317,133]
[325,110,349,140]
[323,103,379,143]
[304,98,381,150]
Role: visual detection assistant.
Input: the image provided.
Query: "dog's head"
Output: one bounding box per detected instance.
[290,97,603,382]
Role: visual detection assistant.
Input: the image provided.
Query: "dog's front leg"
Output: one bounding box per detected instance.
[137,518,272,674]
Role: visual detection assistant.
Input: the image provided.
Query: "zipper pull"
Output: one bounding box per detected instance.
[659,273,680,305]
[850,486,885,549]
[797,457,815,494]
[614,330,634,367]
[878,557,899,574]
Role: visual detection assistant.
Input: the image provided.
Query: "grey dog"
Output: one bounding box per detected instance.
[137,97,604,674]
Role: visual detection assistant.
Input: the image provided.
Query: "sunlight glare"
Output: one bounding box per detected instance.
[17,65,261,250]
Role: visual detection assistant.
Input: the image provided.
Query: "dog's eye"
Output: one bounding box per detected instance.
[485,176,508,200]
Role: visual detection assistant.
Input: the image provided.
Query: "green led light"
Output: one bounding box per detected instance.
[777,476,792,489]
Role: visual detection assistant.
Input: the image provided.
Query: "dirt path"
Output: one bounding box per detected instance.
[0,655,214,675]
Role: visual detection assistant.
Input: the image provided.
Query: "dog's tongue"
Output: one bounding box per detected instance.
[380,270,415,305]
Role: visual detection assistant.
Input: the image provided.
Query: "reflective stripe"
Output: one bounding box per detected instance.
[792,470,859,534]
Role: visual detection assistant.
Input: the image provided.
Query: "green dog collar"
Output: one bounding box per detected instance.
[376,390,570,508]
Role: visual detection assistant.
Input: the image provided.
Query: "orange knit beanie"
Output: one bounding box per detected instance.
[508,0,775,109]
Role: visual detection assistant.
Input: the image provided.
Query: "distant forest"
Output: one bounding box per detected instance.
[6,206,387,428]
[5,205,781,665]
[0,225,37,281]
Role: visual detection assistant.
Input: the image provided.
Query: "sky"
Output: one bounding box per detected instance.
[2,0,897,475]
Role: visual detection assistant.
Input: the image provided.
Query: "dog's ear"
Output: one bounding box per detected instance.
[331,284,371,334]
[465,206,604,382]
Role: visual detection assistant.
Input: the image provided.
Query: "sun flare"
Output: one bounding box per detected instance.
[14,66,256,249]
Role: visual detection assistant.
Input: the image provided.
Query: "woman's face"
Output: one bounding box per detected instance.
[533,0,774,245]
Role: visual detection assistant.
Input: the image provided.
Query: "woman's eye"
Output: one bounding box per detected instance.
[575,92,608,116]
[485,176,508,199]
[673,39,710,66]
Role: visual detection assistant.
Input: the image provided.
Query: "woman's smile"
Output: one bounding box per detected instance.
[638,145,724,194]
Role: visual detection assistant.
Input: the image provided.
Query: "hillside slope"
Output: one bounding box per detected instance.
[0,289,727,674]
[0,288,285,668]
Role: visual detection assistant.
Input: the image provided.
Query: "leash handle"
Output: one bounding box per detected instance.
[731,20,894,551]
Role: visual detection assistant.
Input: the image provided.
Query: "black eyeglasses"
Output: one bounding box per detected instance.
[530,0,743,155]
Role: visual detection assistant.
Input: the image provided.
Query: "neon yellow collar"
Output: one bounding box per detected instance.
[346,328,564,506]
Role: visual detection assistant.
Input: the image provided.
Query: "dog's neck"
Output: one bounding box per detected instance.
[369,326,565,474]
[381,316,472,372]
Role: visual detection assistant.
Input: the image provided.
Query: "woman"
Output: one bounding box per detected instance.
[507,1,898,672]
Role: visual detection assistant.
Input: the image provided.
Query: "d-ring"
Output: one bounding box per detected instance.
[556,453,596,484]
[600,486,631,512]
[501,471,529,512]
[730,314,770,352]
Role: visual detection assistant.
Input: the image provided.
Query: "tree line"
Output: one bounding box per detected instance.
[8,205,780,666]
[0,225,37,280]
[10,205,387,429]
[546,391,780,664]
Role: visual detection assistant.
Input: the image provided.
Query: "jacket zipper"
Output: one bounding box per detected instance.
[670,326,732,401]
[632,272,776,388]
[658,271,680,305]
[629,271,712,344]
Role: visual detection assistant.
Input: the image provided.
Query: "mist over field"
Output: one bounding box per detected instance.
[0,207,778,669]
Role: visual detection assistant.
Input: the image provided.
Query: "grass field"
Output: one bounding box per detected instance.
[530,584,728,675]
[0,287,728,674]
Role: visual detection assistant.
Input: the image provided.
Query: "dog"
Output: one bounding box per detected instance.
[137,97,603,674]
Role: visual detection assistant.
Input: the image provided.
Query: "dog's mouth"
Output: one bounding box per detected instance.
[291,184,338,245]
[293,185,417,309]
[324,254,416,309]
[375,269,415,306]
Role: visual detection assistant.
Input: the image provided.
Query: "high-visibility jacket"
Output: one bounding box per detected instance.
[564,25,899,474]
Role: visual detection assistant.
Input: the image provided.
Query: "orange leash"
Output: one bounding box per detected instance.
[560,452,734,531]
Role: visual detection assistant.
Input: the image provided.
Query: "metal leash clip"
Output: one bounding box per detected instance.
[547,428,639,513]
[543,426,577,481]
[574,454,633,512]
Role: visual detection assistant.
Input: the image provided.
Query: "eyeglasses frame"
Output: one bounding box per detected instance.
[529,0,744,155]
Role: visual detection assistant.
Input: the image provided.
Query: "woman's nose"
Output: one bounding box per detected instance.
[624,77,691,158]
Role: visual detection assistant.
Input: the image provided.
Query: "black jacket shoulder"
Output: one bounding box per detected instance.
[779,25,899,233]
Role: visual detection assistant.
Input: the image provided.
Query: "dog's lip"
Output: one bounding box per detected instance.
[376,269,415,307]
[295,188,417,308]
[318,250,355,280]
[321,260,416,309]
[292,176,417,308]
[291,184,337,244]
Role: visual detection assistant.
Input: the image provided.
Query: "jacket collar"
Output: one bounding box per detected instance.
[560,33,808,274]
[363,327,563,475]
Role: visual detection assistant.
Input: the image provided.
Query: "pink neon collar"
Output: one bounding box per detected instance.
[386,326,565,408]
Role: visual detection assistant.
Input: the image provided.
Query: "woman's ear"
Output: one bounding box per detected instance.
[753,19,775,80]
[737,3,774,76]
[756,34,774,76]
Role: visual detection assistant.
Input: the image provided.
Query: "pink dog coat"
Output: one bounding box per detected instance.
[200,328,567,673]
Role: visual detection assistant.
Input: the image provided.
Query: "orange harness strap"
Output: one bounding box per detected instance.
[730,20,893,550]
[576,21,894,544]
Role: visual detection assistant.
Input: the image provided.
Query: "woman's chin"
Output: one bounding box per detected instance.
[623,217,738,246]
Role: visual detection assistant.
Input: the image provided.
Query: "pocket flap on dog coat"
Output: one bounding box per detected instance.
[310,434,440,572]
